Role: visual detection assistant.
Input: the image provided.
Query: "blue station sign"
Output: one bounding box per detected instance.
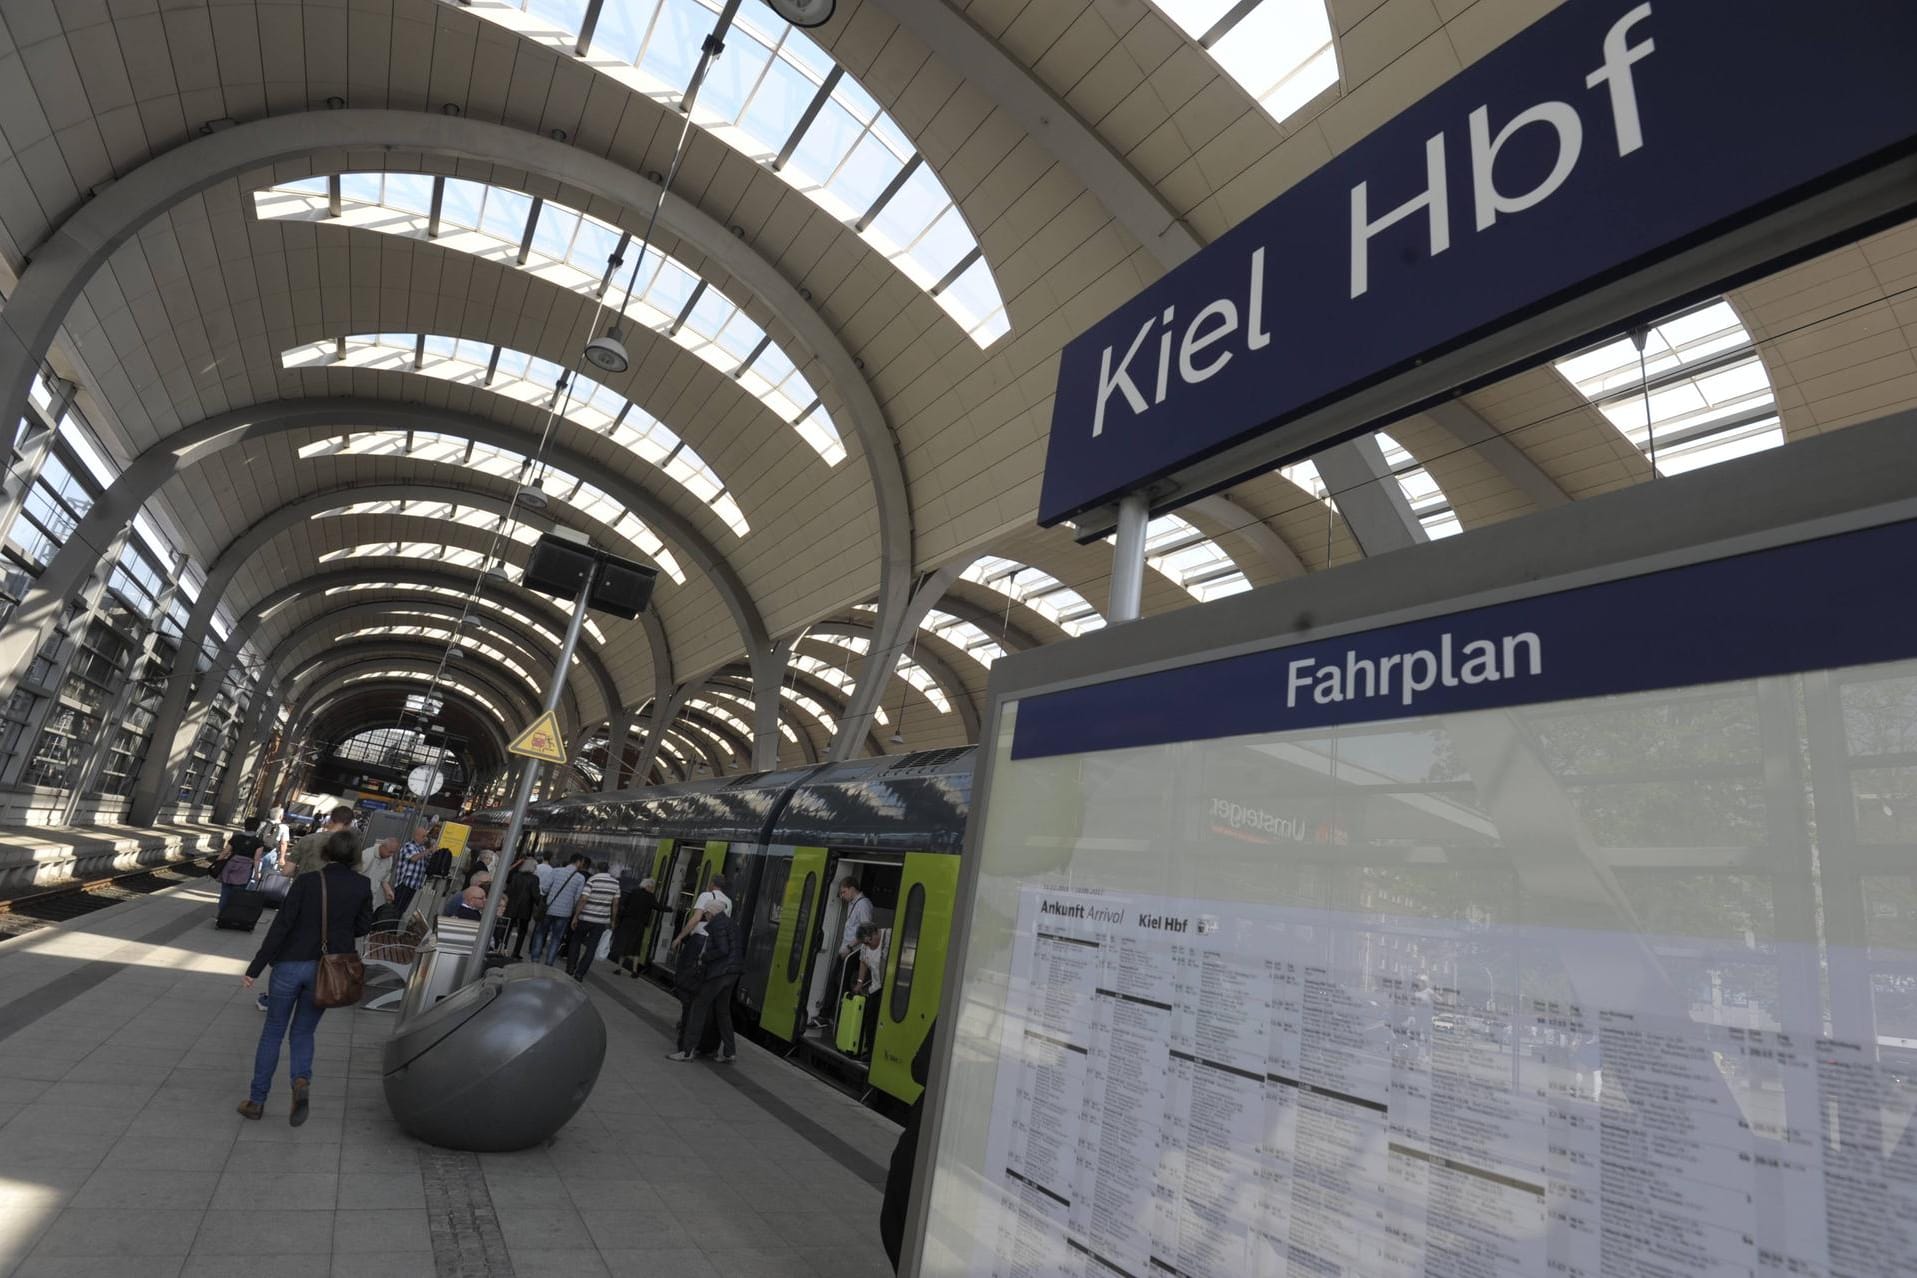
[1037,0,1917,526]
[1011,516,1917,759]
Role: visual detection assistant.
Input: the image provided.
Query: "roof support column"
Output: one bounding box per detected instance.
[750,640,790,771]
[600,706,635,793]
[0,522,132,791]
[634,683,692,785]
[214,690,279,823]
[1312,436,1428,555]
[65,548,189,824]
[828,556,978,758]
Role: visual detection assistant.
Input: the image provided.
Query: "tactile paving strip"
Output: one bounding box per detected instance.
[419,1146,517,1277]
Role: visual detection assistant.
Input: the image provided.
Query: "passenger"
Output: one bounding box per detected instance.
[533,853,555,897]
[359,836,399,914]
[254,806,291,874]
[670,894,743,1064]
[215,833,262,915]
[852,923,887,996]
[811,876,874,1031]
[287,805,356,877]
[389,832,432,916]
[238,830,371,1126]
[567,861,623,982]
[611,875,658,977]
[670,876,732,1055]
[443,881,488,920]
[880,1021,938,1272]
[503,854,542,959]
[533,854,590,966]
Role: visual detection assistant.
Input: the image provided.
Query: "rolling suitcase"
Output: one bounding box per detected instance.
[216,890,266,932]
[836,993,867,1054]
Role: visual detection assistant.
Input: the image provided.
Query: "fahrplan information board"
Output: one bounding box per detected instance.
[911,505,1917,1277]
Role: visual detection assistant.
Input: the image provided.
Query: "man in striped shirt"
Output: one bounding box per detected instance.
[567,861,623,982]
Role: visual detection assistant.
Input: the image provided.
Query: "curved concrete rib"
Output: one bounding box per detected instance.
[0,109,908,746]
[127,482,630,821]
[0,399,760,746]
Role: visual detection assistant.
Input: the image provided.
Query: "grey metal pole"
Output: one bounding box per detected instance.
[1108,491,1150,623]
[461,567,596,986]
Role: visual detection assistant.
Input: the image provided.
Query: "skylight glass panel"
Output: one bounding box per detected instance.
[340,172,383,205]
[298,430,684,584]
[1553,298,1782,477]
[791,653,887,725]
[323,585,567,648]
[469,0,1007,346]
[922,609,1007,668]
[256,177,848,464]
[481,187,535,242]
[281,334,745,536]
[279,175,329,196]
[439,178,487,231]
[1153,0,1340,125]
[335,626,539,690]
[963,556,1105,637]
[384,173,436,215]
[1140,514,1254,600]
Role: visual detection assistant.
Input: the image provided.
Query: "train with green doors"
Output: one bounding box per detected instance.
[481,746,972,1114]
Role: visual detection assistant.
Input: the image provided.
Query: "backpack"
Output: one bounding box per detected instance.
[255,818,281,846]
[704,911,742,977]
[425,848,454,878]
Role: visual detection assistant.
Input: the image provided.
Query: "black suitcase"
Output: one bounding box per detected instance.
[216,890,266,932]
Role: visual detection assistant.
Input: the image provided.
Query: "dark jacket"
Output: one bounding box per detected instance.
[505,867,541,920]
[246,862,373,978]
[702,910,744,980]
[612,886,657,956]
[880,1021,937,1271]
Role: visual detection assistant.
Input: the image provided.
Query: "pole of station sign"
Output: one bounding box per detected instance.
[461,565,597,986]
[1107,491,1149,624]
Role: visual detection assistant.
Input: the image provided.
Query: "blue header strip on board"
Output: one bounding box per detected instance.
[1036,0,1917,525]
[1009,519,1917,760]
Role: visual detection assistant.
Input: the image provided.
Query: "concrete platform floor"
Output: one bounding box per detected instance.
[0,869,901,1277]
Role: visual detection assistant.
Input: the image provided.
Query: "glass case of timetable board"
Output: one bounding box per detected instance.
[904,413,1917,1278]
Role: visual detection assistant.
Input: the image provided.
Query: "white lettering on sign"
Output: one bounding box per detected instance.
[1350,3,1657,298]
[1084,5,1657,444]
[1093,249,1272,438]
[1284,631,1542,709]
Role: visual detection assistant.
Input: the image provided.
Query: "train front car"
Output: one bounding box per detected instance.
[758,748,973,1111]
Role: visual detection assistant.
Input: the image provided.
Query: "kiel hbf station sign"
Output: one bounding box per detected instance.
[1038,0,1917,529]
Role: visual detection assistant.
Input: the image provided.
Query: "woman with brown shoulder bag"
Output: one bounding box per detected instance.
[237,830,372,1126]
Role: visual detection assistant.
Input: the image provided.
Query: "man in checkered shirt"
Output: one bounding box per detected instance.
[390,836,432,914]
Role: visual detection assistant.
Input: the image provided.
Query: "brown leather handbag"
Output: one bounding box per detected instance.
[313,868,366,1009]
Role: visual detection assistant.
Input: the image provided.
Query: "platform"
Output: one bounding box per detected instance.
[0,868,901,1277]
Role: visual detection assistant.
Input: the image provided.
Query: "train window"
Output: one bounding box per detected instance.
[889,883,926,1023]
[786,872,817,984]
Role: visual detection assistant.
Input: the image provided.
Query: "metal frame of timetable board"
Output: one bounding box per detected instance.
[898,404,1917,1274]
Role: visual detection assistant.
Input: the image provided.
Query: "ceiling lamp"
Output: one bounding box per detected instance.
[516,479,550,510]
[582,327,630,374]
[764,0,835,26]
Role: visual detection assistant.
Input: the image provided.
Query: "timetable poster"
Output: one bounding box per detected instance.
[974,885,1917,1278]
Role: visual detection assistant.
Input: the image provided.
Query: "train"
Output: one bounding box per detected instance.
[469,746,974,1116]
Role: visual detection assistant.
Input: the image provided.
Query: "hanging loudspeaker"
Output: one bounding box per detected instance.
[763,0,835,28]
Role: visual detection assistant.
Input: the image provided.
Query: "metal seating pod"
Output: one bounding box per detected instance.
[382,963,606,1151]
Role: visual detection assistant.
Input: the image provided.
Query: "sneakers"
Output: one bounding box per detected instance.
[716,1052,737,1064]
[236,1099,263,1121]
[289,1078,310,1128]
[665,1050,694,1062]
[256,994,269,1012]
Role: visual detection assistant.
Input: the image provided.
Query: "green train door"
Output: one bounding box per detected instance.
[637,838,675,962]
[870,852,959,1102]
[695,840,727,893]
[760,847,827,1042]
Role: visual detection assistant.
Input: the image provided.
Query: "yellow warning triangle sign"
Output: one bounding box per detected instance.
[508,709,569,764]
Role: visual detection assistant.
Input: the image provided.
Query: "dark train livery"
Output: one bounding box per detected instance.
[472,747,973,1112]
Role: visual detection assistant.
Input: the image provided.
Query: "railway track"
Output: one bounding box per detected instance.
[0,856,214,940]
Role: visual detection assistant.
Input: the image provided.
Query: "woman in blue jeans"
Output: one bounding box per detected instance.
[238,831,371,1125]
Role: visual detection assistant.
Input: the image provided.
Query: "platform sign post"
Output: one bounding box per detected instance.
[460,567,596,986]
